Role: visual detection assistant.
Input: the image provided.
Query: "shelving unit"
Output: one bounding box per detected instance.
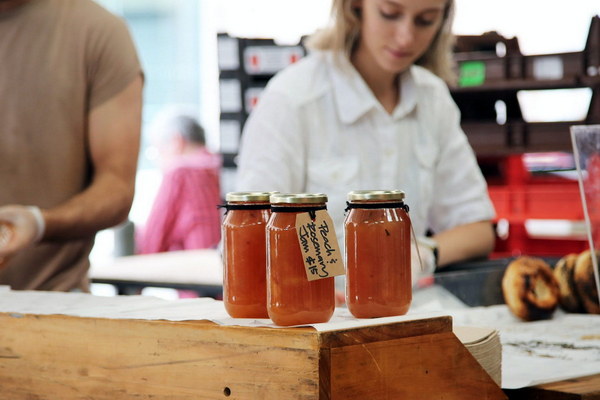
[452,16,600,256]
[453,16,600,156]
[216,34,305,195]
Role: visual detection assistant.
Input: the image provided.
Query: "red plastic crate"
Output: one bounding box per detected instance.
[492,222,588,258]
[488,183,584,221]
[484,154,588,257]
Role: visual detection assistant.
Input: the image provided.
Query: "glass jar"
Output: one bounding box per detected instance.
[267,193,335,326]
[345,190,412,318]
[222,192,272,318]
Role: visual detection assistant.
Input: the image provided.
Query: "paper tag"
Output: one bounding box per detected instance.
[243,46,304,75]
[295,210,345,281]
[219,120,241,153]
[533,56,563,80]
[217,36,240,70]
[219,79,242,113]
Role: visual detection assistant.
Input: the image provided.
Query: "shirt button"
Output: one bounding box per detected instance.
[385,149,394,157]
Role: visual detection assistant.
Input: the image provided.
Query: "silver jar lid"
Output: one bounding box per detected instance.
[225,191,273,202]
[270,193,328,204]
[347,190,405,201]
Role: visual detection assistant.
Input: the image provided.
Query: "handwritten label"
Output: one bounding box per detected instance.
[295,210,345,281]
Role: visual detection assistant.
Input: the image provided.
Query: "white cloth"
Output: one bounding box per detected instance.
[236,50,495,245]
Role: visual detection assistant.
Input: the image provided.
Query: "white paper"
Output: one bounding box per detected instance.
[219,119,241,153]
[533,55,564,80]
[219,79,242,113]
[217,36,239,70]
[3,286,599,389]
[448,305,600,389]
[0,290,444,332]
[243,46,303,75]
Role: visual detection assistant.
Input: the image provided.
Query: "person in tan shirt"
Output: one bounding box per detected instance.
[0,0,143,291]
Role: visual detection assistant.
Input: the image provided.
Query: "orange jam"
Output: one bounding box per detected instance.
[345,190,411,318]
[267,193,335,326]
[222,192,272,318]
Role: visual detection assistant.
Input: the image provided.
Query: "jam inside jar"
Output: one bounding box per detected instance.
[222,192,272,318]
[345,190,411,318]
[267,193,335,326]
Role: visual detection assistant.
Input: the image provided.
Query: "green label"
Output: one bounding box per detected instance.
[459,61,486,87]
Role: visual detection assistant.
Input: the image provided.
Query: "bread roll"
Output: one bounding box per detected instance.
[502,256,560,321]
[553,253,584,313]
[574,250,600,314]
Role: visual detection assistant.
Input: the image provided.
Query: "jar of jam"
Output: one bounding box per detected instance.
[267,193,335,326]
[345,190,411,318]
[222,192,272,318]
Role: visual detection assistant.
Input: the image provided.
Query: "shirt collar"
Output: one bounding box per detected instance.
[327,51,417,124]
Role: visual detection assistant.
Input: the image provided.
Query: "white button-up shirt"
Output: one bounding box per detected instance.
[236,50,495,243]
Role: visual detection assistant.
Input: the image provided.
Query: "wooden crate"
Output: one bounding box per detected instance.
[0,312,506,399]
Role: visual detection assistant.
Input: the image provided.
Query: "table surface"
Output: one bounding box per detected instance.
[89,249,223,295]
[87,251,600,399]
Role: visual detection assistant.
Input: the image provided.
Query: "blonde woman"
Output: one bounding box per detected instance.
[236,0,496,287]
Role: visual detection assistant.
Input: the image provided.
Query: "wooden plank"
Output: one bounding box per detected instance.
[317,316,452,399]
[506,374,600,400]
[319,315,452,348]
[540,374,600,398]
[0,312,503,400]
[0,313,320,400]
[329,331,507,400]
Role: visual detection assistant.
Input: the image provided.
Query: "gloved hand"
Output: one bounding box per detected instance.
[411,237,438,289]
[0,205,45,269]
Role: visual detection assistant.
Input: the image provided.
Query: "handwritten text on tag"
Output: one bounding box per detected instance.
[295,210,345,281]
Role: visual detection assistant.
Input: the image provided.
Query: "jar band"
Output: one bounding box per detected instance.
[271,205,327,221]
[218,204,271,215]
[345,202,409,213]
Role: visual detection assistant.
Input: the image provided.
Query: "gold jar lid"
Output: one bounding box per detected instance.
[226,191,274,202]
[270,193,328,204]
[347,190,405,201]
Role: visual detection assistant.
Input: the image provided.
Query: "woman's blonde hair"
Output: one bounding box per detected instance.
[306,0,456,84]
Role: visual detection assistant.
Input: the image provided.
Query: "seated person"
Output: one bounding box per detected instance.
[137,110,222,254]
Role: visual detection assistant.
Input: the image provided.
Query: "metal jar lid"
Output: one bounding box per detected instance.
[270,193,328,204]
[225,191,273,202]
[347,190,405,202]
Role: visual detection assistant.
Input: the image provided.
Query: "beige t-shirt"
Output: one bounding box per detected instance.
[0,0,142,291]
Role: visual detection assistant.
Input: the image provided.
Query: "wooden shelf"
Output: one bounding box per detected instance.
[463,119,600,156]
[451,77,596,94]
[453,16,600,155]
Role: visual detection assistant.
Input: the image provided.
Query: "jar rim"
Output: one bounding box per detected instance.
[270,193,328,204]
[347,190,405,201]
[226,191,274,202]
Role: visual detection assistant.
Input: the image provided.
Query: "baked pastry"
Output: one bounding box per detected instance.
[553,253,584,313]
[574,250,600,314]
[502,256,560,321]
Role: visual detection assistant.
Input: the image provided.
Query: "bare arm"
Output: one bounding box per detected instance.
[42,76,143,240]
[433,220,496,268]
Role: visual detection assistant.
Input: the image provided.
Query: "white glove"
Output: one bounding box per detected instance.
[411,237,438,289]
[0,205,45,268]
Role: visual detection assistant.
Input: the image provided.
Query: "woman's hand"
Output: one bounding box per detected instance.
[411,239,437,289]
